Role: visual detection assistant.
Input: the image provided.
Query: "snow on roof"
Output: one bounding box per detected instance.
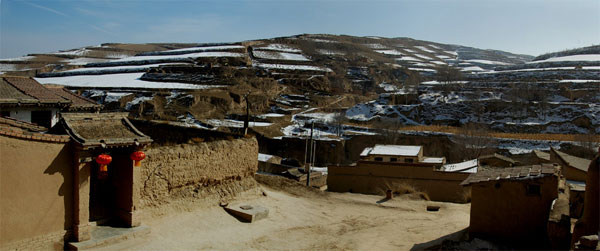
[360,147,373,157]
[422,157,445,164]
[362,145,422,157]
[258,153,274,162]
[442,159,478,173]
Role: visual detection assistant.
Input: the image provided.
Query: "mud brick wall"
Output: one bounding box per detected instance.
[140,137,258,207]
[1,230,70,251]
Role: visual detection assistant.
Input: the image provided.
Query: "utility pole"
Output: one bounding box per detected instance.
[243,92,249,135]
[305,121,314,187]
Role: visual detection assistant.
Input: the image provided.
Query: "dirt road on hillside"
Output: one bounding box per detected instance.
[95,185,469,250]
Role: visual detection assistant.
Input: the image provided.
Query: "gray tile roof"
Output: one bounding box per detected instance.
[61,112,152,149]
[0,76,99,110]
[460,163,560,186]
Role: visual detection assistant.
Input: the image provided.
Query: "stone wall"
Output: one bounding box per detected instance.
[139,137,258,208]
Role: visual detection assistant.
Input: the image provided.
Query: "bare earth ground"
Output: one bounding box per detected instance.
[96,184,470,250]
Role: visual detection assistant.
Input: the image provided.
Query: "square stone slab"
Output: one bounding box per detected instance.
[225,204,269,223]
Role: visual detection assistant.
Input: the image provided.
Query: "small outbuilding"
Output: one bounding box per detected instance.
[360,144,446,165]
[478,153,518,167]
[550,148,590,182]
[461,164,562,248]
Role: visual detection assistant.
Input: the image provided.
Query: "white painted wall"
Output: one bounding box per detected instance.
[6,108,59,127]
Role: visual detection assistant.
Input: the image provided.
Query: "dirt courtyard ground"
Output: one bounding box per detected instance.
[96,180,470,250]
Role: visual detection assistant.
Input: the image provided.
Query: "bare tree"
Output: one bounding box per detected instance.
[435,65,463,84]
[452,123,496,160]
[332,110,346,137]
[372,118,405,145]
[575,133,600,159]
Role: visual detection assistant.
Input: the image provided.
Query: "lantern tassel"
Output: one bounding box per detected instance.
[134,160,141,167]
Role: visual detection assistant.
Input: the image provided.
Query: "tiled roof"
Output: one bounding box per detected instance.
[0,117,70,143]
[550,148,591,172]
[0,78,37,103]
[0,116,47,132]
[61,112,152,149]
[2,76,69,104]
[460,163,560,186]
[0,76,99,110]
[45,86,100,110]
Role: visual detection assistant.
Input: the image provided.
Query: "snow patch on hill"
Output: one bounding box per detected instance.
[35,73,218,89]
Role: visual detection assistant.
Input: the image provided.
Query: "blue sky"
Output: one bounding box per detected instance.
[1,0,598,58]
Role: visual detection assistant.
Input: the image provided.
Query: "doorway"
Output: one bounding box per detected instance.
[88,150,135,227]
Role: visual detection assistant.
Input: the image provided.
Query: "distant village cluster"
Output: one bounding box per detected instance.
[1,35,599,250]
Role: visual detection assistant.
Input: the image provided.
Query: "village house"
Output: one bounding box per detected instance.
[461,163,565,249]
[533,150,552,164]
[550,148,590,182]
[478,153,519,167]
[359,144,445,165]
[328,145,473,202]
[0,112,152,250]
[0,76,100,128]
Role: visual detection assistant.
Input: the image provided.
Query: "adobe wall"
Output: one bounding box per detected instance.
[550,153,587,181]
[469,176,558,248]
[139,137,258,208]
[258,134,455,167]
[0,136,74,249]
[327,162,469,202]
[478,157,513,167]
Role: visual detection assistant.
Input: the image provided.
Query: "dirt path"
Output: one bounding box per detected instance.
[97,185,469,250]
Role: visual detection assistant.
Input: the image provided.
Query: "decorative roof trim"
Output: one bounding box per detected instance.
[60,112,152,149]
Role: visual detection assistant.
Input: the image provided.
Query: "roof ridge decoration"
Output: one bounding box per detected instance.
[60,112,152,149]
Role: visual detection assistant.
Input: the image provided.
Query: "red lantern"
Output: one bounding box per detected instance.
[96,154,112,179]
[130,151,146,167]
